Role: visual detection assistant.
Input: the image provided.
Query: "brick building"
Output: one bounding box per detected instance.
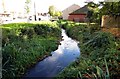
[68,5,90,22]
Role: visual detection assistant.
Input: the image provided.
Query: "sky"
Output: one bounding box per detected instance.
[0,0,104,13]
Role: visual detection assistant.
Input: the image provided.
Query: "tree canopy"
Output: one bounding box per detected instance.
[86,1,120,23]
[100,1,120,17]
[86,2,100,23]
[48,5,62,17]
[24,0,31,14]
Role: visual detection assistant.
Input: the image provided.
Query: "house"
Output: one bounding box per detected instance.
[68,5,90,22]
[37,13,50,21]
[0,12,13,22]
[62,4,80,20]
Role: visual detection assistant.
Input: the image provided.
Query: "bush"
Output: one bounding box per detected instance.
[57,21,120,79]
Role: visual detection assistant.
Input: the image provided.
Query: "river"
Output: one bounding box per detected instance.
[24,29,80,78]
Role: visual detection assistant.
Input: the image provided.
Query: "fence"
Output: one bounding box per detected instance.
[101,15,120,37]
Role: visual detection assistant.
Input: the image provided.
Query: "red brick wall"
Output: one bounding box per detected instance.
[68,14,86,22]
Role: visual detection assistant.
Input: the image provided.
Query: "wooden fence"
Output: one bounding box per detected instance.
[101,15,120,37]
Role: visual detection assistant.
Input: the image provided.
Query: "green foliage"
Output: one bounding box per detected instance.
[24,0,31,14]
[100,1,120,17]
[49,5,56,17]
[86,2,101,23]
[86,1,120,23]
[56,21,120,79]
[48,5,62,17]
[1,22,61,78]
[84,32,115,49]
[54,11,62,17]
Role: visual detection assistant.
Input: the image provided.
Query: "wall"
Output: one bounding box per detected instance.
[68,14,86,22]
[101,15,120,28]
[101,15,120,37]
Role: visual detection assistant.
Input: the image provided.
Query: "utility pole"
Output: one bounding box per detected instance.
[34,1,37,21]
[2,0,5,13]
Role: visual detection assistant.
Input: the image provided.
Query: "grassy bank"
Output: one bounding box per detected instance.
[1,21,61,78]
[57,21,120,79]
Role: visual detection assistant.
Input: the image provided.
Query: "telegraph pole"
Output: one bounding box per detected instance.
[34,1,37,21]
[2,0,5,13]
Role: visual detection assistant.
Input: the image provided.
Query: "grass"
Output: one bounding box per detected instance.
[1,22,61,78]
[56,21,120,79]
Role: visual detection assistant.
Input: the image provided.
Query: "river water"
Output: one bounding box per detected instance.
[24,29,80,78]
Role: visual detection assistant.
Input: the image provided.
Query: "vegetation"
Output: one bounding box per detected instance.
[56,2,120,78]
[100,1,120,17]
[56,21,120,79]
[86,2,101,23]
[1,1,120,79]
[48,5,62,17]
[24,0,31,14]
[85,1,120,24]
[1,21,61,78]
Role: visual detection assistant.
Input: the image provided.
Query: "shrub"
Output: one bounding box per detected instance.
[57,21,120,79]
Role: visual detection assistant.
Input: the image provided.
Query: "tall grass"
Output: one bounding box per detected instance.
[56,21,120,79]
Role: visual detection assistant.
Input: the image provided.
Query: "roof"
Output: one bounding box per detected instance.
[69,5,90,15]
[62,4,80,13]
[62,4,80,12]
[62,4,80,19]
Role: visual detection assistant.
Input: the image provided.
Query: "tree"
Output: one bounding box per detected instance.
[48,5,56,17]
[24,0,31,14]
[54,11,62,17]
[86,2,101,23]
[100,1,120,18]
[48,5,62,17]
[24,0,31,22]
[86,1,120,24]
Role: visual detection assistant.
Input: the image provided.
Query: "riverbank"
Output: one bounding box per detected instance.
[1,21,61,78]
[24,29,80,77]
[57,21,120,79]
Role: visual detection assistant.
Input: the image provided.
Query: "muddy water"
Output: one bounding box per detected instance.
[24,29,80,77]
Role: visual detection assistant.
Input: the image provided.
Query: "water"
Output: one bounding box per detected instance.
[24,29,80,77]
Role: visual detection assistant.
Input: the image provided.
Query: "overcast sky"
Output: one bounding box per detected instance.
[0,0,104,13]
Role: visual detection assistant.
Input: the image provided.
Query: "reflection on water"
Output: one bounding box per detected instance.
[24,29,80,77]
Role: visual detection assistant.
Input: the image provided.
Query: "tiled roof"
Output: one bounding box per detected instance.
[62,4,80,19]
[70,5,90,14]
[62,4,80,13]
